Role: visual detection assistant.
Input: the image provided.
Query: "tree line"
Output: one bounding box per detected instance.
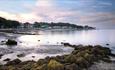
[0,17,95,29]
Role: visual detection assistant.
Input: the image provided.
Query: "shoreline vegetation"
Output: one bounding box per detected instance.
[0,17,95,34]
[0,43,115,70]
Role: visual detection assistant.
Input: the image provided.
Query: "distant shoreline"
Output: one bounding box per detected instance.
[0,28,95,35]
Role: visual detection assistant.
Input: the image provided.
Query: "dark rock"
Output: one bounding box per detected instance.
[17,53,25,57]
[106,43,110,46]
[35,64,47,70]
[6,39,17,45]
[65,63,79,70]
[19,61,36,70]
[19,60,36,65]
[61,42,72,46]
[6,59,21,65]
[37,59,48,66]
[3,58,10,61]
[1,41,5,42]
[110,53,115,57]
[32,56,35,58]
[0,54,3,59]
[64,54,76,63]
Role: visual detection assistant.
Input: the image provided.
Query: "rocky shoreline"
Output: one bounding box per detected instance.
[0,44,115,70]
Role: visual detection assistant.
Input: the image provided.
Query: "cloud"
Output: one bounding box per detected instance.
[29,0,85,23]
[78,12,115,23]
[0,0,115,28]
[0,11,43,23]
[36,0,53,7]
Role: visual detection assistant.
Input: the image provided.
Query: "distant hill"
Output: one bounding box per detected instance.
[0,17,95,30]
[0,17,20,28]
[32,22,95,30]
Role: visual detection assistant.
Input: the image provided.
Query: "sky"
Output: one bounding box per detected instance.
[0,0,115,29]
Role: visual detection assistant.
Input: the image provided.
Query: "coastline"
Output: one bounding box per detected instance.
[0,44,115,70]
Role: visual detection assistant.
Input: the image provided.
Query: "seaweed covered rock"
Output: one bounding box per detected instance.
[6,39,17,45]
[0,44,114,70]
[19,61,37,70]
[6,59,21,65]
[48,59,64,70]
[0,66,15,70]
[76,56,89,68]
[64,54,77,63]
[35,64,47,70]
[65,63,79,70]
[37,59,48,66]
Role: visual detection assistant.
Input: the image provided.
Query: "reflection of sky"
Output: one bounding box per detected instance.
[1,29,115,63]
[17,29,115,47]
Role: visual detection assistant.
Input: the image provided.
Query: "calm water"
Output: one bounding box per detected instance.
[0,29,115,64]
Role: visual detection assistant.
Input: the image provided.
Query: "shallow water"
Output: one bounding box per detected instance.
[0,29,115,64]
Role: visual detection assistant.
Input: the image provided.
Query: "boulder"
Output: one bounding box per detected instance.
[6,39,17,45]
[48,59,64,70]
[6,59,21,65]
[64,54,77,63]
[17,53,25,57]
[0,54,3,59]
[3,58,10,61]
[65,63,79,70]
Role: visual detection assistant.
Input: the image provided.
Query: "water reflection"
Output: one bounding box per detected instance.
[17,29,115,46]
[0,29,115,63]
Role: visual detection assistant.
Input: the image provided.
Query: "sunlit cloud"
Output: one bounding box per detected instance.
[0,0,114,28]
[0,11,43,23]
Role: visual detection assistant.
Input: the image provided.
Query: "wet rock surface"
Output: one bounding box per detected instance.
[3,58,10,62]
[6,59,21,66]
[6,39,17,45]
[17,53,25,58]
[0,44,115,70]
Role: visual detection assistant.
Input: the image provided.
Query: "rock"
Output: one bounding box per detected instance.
[55,55,65,63]
[65,63,79,70]
[1,41,5,43]
[32,56,35,58]
[0,44,113,70]
[19,60,36,65]
[6,39,17,45]
[106,43,110,46]
[19,61,36,70]
[17,53,25,57]
[110,53,115,57]
[61,42,72,46]
[48,59,64,70]
[3,58,10,61]
[76,56,89,68]
[0,54,3,59]
[35,64,47,70]
[6,59,21,65]
[37,59,48,66]
[0,66,15,70]
[64,54,77,63]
